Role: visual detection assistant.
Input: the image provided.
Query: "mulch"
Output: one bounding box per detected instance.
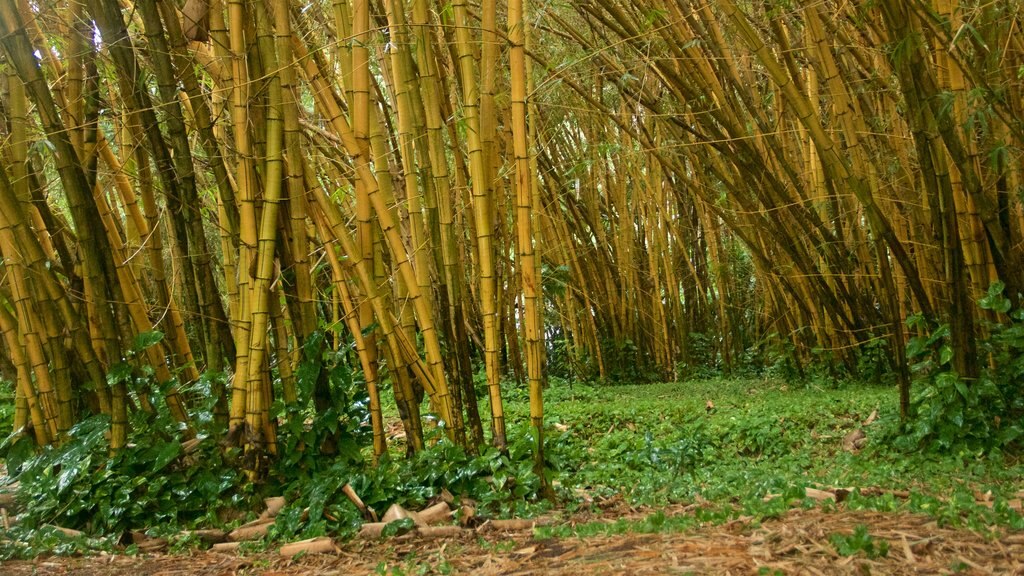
[3,508,1022,575]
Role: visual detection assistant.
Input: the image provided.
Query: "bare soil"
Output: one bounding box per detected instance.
[3,508,1022,575]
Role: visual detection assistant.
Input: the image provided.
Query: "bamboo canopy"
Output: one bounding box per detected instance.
[0,0,1020,465]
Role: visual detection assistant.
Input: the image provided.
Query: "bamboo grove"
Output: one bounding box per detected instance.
[0,0,1021,470]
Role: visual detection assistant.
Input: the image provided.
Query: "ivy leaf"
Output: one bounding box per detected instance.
[151,440,181,473]
[132,330,165,353]
[978,282,1010,313]
[939,345,954,366]
[107,363,133,386]
[56,456,88,495]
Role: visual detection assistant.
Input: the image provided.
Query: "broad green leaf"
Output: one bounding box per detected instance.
[939,345,954,366]
[132,330,165,352]
[150,441,181,473]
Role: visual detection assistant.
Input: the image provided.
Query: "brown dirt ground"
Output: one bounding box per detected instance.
[2,508,1023,575]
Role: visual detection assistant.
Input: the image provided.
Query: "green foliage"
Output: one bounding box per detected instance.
[897,283,1024,454]
[265,422,555,543]
[0,524,114,560]
[531,378,1024,535]
[0,343,250,557]
[380,517,416,538]
[2,412,244,541]
[829,525,889,558]
[598,337,657,384]
[3,353,1024,560]
[270,330,371,478]
[0,381,14,439]
[680,332,720,380]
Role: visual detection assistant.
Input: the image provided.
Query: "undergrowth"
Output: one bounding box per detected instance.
[2,374,1023,558]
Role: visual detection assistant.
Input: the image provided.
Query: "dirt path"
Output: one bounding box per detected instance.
[4,509,1022,575]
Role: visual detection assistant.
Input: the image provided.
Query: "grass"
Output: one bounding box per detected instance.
[502,377,1024,536]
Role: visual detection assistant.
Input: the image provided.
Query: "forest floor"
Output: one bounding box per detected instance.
[4,378,1024,574]
[3,506,1023,575]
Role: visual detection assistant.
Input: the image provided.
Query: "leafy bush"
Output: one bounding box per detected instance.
[720,413,792,458]
[0,381,14,439]
[3,414,245,537]
[268,424,556,541]
[270,330,371,479]
[898,283,1024,454]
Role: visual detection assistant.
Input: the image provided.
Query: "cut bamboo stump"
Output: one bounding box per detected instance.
[259,496,286,520]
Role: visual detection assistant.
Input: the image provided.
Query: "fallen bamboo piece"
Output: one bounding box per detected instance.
[179,529,228,544]
[358,522,386,539]
[804,488,837,501]
[415,501,452,526]
[381,503,412,524]
[342,483,376,521]
[48,525,83,538]
[280,536,338,557]
[481,517,555,531]
[212,541,241,553]
[260,496,286,519]
[228,518,275,541]
[458,504,476,527]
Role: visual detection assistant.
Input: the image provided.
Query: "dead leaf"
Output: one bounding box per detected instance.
[843,429,867,452]
[862,409,878,426]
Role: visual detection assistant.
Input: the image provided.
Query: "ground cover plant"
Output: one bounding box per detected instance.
[2,374,1021,563]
